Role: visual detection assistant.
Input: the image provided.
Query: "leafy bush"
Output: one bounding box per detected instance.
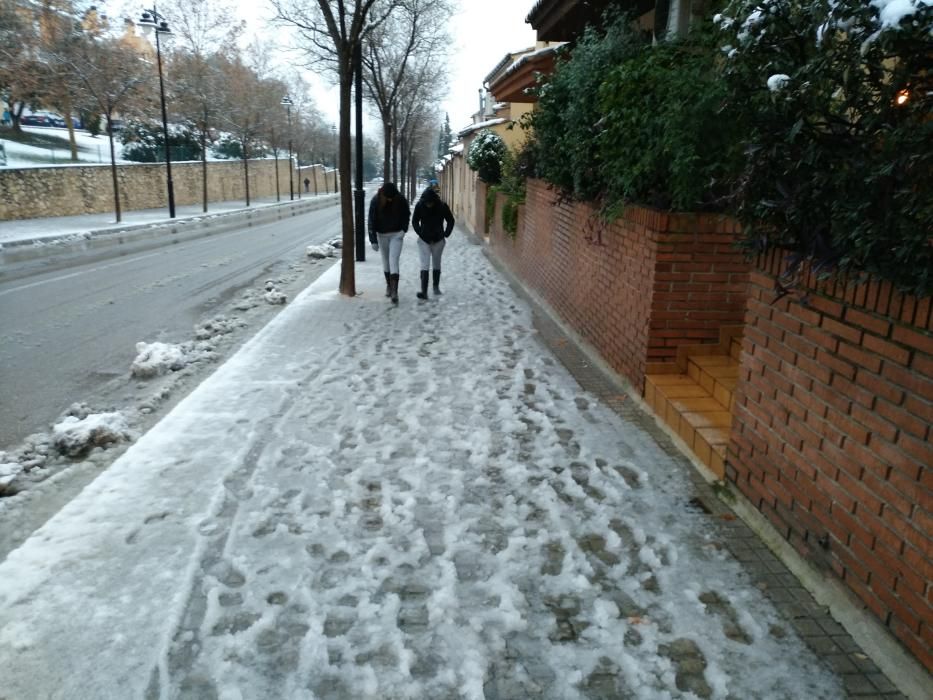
[719,0,933,296]
[466,129,506,183]
[211,134,243,160]
[598,24,744,212]
[530,12,644,201]
[121,119,201,162]
[80,110,102,137]
[499,145,530,236]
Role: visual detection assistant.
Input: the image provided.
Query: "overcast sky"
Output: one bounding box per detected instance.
[106,1,537,137]
[248,1,539,132]
[444,1,538,129]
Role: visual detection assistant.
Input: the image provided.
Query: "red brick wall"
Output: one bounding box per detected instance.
[489,179,748,387]
[728,251,933,671]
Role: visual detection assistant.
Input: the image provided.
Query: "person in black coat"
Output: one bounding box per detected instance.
[411,186,455,299]
[367,182,410,303]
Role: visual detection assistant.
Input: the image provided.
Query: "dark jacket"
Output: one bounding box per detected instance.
[368,190,410,243]
[412,188,455,244]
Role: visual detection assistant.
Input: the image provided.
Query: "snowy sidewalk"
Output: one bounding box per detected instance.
[0,233,886,699]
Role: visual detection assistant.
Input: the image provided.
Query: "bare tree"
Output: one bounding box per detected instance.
[0,0,46,133]
[215,55,267,207]
[393,56,445,199]
[162,0,244,211]
[272,0,399,297]
[258,77,290,201]
[58,34,148,221]
[285,79,324,196]
[361,0,452,180]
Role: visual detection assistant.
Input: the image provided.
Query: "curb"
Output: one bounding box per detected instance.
[0,195,341,270]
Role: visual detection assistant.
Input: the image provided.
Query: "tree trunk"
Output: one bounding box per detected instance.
[107,116,121,223]
[383,120,392,181]
[64,96,78,161]
[407,145,415,199]
[338,59,356,297]
[201,127,208,213]
[243,141,251,206]
[274,150,281,202]
[399,138,405,198]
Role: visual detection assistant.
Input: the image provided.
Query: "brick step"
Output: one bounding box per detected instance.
[645,354,738,478]
[730,335,742,361]
[686,354,739,411]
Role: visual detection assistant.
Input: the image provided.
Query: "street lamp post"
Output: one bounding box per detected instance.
[331,123,338,194]
[139,5,175,219]
[281,95,294,201]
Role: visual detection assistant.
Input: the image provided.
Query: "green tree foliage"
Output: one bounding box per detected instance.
[530,13,643,201]
[121,119,202,162]
[466,128,505,183]
[437,112,451,159]
[598,24,743,212]
[719,0,932,296]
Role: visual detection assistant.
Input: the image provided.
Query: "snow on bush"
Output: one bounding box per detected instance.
[52,411,131,458]
[766,73,790,91]
[719,0,932,296]
[466,129,506,184]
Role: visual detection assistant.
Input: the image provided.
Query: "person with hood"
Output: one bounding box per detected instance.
[411,186,455,300]
[367,182,411,304]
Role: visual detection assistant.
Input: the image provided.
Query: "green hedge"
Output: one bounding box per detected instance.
[524,2,932,296]
[718,0,932,296]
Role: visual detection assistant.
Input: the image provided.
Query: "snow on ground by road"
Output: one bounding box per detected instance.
[0,126,127,167]
[0,240,844,699]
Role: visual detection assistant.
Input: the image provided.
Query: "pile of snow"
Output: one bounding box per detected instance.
[52,411,132,458]
[130,340,217,378]
[194,315,244,340]
[130,341,189,378]
[306,243,338,259]
[0,455,21,491]
[0,403,133,492]
[263,279,287,305]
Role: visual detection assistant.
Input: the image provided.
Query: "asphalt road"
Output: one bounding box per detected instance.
[0,202,343,450]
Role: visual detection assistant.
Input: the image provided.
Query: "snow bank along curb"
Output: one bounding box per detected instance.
[0,194,340,267]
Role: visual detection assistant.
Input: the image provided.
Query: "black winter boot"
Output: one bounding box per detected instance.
[390,273,399,304]
[384,271,391,297]
[432,269,442,295]
[417,271,429,300]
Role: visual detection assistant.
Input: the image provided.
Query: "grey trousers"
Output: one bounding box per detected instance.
[377,231,405,274]
[417,238,446,271]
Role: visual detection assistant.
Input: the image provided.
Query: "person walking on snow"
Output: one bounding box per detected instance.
[411,186,455,300]
[368,182,410,304]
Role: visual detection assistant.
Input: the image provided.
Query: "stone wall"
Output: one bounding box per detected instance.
[488,179,749,388]
[729,250,933,671]
[0,159,339,221]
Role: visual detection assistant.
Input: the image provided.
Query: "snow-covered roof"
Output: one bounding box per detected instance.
[493,44,565,86]
[484,44,565,87]
[450,143,465,154]
[457,117,507,138]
